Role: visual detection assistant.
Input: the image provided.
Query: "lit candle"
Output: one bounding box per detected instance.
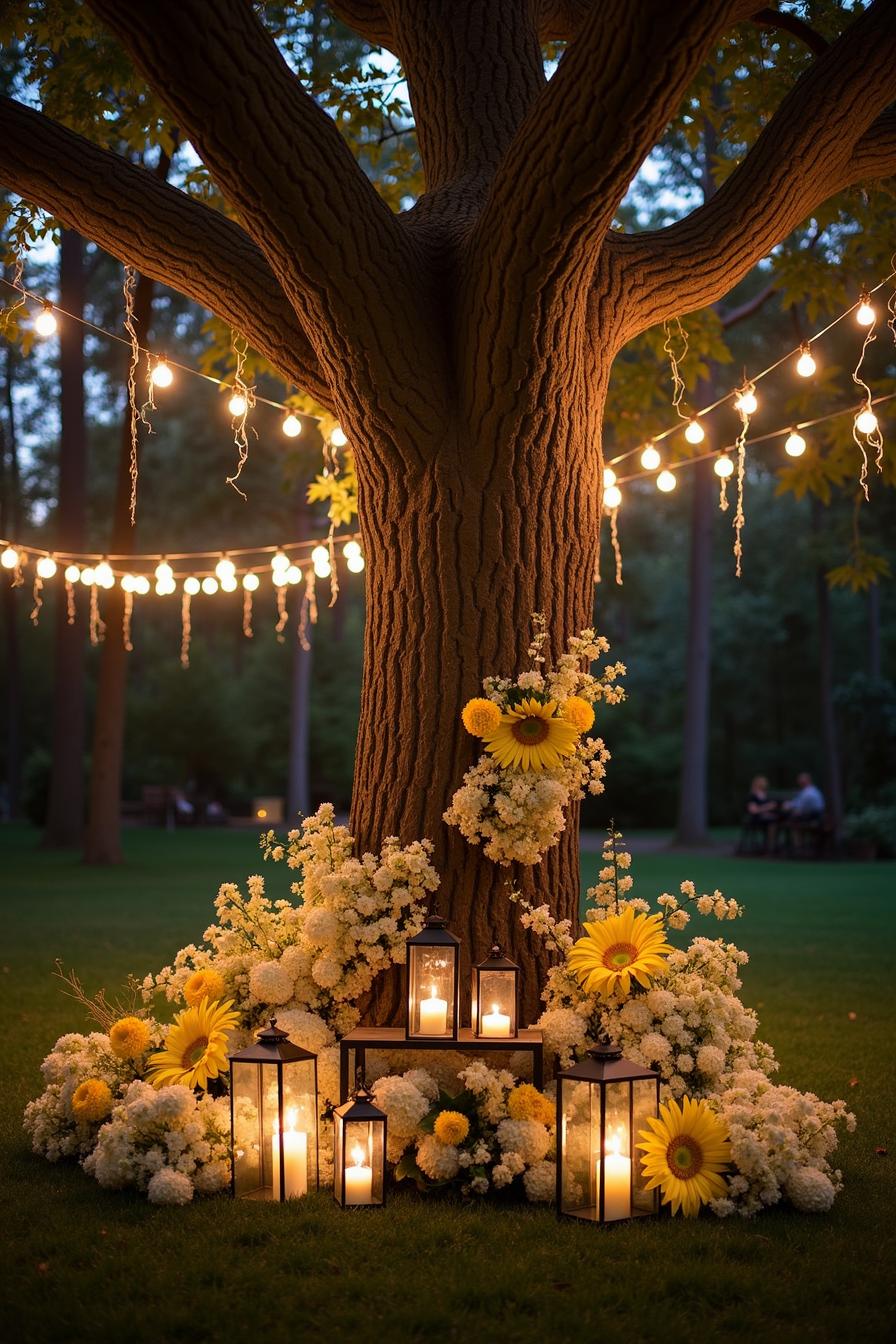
[271,1108,308,1200]
[481,1003,511,1037]
[418,985,448,1034]
[596,1135,631,1221]
[345,1144,373,1205]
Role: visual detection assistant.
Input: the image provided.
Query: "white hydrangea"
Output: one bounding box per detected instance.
[371,1074,431,1138]
[785,1165,837,1214]
[248,960,294,1005]
[417,1135,461,1181]
[275,1009,334,1056]
[523,1160,556,1202]
[147,1166,194,1205]
[496,1118,551,1165]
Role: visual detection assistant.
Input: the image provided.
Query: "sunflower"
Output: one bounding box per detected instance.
[183,967,226,1007]
[566,908,672,999]
[483,697,580,772]
[461,697,502,737]
[145,997,239,1091]
[637,1096,731,1216]
[109,1015,151,1060]
[560,695,595,733]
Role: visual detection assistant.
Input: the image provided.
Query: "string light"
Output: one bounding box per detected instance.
[215,555,236,582]
[121,574,136,593]
[714,453,734,479]
[796,345,816,378]
[604,483,622,510]
[734,387,758,416]
[342,540,361,560]
[856,292,876,326]
[184,576,200,595]
[286,564,302,585]
[656,469,677,493]
[94,560,115,590]
[271,550,289,573]
[282,412,302,438]
[784,429,807,457]
[242,572,260,591]
[36,555,57,579]
[346,553,365,573]
[603,466,617,488]
[1,545,18,569]
[684,418,705,444]
[640,442,661,470]
[201,576,218,595]
[855,408,879,436]
[150,356,173,388]
[80,566,96,586]
[220,574,238,592]
[272,566,289,587]
[64,563,80,583]
[155,560,174,584]
[330,426,348,448]
[227,388,248,418]
[34,302,57,337]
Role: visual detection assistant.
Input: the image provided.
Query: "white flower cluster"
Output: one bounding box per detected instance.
[445,625,622,865]
[83,1081,231,1203]
[23,1030,145,1161]
[371,1063,555,1201]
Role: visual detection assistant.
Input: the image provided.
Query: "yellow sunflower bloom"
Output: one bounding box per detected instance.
[183,967,226,1007]
[483,697,580,772]
[637,1096,731,1216]
[434,1110,470,1145]
[146,997,240,1091]
[109,1015,151,1060]
[461,697,502,737]
[507,1083,554,1126]
[71,1078,113,1123]
[560,695,595,733]
[566,907,673,1000]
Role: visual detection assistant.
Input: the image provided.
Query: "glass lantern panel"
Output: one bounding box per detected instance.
[559,1078,596,1220]
[278,1058,317,1196]
[232,1060,264,1198]
[598,1081,633,1222]
[342,1119,385,1205]
[475,970,516,1037]
[408,944,456,1037]
[632,1078,659,1215]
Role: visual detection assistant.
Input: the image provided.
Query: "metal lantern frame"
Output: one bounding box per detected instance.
[333,1086,388,1209]
[229,1019,319,1201]
[471,944,520,1039]
[556,1037,660,1224]
[404,913,461,1041]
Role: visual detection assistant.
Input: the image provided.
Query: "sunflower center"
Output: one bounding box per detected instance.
[603,941,638,969]
[181,1035,209,1069]
[511,716,550,745]
[666,1134,704,1180]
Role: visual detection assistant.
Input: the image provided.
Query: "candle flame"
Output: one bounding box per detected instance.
[607,1134,622,1157]
[285,1107,298,1132]
[350,1143,366,1168]
[491,1003,499,1014]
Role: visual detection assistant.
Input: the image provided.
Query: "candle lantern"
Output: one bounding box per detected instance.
[556,1036,659,1224]
[333,1086,387,1208]
[229,1020,319,1201]
[405,913,460,1039]
[472,944,519,1038]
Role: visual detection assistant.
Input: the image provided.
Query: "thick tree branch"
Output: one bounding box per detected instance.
[327,0,394,48]
[610,0,896,337]
[751,7,829,57]
[86,0,443,429]
[0,97,332,406]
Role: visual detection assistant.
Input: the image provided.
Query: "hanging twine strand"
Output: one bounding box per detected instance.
[123,589,134,652]
[225,332,257,499]
[852,319,882,498]
[180,591,191,668]
[275,584,288,641]
[30,573,43,624]
[65,577,76,624]
[662,316,690,419]
[123,266,141,525]
[242,588,254,639]
[732,380,754,578]
[89,583,105,645]
[609,507,623,585]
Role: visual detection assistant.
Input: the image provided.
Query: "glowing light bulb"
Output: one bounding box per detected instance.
[150,357,173,388]
[80,567,96,586]
[856,296,875,326]
[347,554,365,573]
[603,466,616,488]
[1,545,19,569]
[215,556,236,582]
[36,555,57,579]
[184,576,200,595]
[220,575,238,593]
[313,559,332,579]
[201,576,219,595]
[796,347,816,378]
[272,568,289,587]
[785,430,806,457]
[121,574,136,593]
[656,469,677,493]
[94,560,114,589]
[286,564,302,585]
[134,575,149,596]
[311,544,329,565]
[242,572,260,591]
[155,579,175,596]
[330,425,348,448]
[640,443,661,471]
[343,540,361,560]
[604,484,622,510]
[714,453,734,479]
[282,412,302,438]
[64,564,80,584]
[228,389,248,417]
[855,408,879,435]
[34,305,58,337]
[684,418,704,444]
[155,561,174,584]
[271,551,289,572]
[735,388,758,416]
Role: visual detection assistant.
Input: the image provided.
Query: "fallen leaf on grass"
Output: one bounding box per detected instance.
[875,1146,887,1157]
[848,1011,857,1021]
[849,1077,859,1087]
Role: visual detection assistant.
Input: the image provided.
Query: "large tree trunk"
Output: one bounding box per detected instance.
[44,229,87,848]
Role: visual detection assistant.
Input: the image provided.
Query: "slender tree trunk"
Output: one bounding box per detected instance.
[44,229,87,847]
[0,345,22,820]
[811,499,843,836]
[84,268,156,863]
[676,439,714,846]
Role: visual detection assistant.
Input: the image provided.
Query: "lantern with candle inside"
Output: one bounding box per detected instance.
[471,944,519,1039]
[333,1086,387,1208]
[556,1036,659,1224]
[228,1020,318,1201]
[405,913,460,1039]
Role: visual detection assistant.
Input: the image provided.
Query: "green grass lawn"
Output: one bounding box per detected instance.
[1,824,894,1344]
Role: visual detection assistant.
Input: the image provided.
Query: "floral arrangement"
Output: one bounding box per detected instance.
[444,616,624,864]
[522,829,855,1217]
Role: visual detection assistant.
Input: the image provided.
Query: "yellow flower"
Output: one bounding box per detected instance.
[146,997,239,1091]
[183,967,226,1007]
[109,1015,151,1060]
[566,908,672,1000]
[637,1096,731,1216]
[433,1110,470,1145]
[483,697,580,772]
[461,697,502,737]
[507,1083,554,1126]
[71,1078,113,1123]
[560,695,595,733]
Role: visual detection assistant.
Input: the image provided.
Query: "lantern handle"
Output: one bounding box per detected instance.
[587,1032,623,1061]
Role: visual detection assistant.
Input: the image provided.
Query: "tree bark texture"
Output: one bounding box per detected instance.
[44,229,88,848]
[2,0,895,1013]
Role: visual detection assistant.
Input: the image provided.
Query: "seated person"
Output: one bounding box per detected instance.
[746,775,778,825]
[783,772,824,822]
